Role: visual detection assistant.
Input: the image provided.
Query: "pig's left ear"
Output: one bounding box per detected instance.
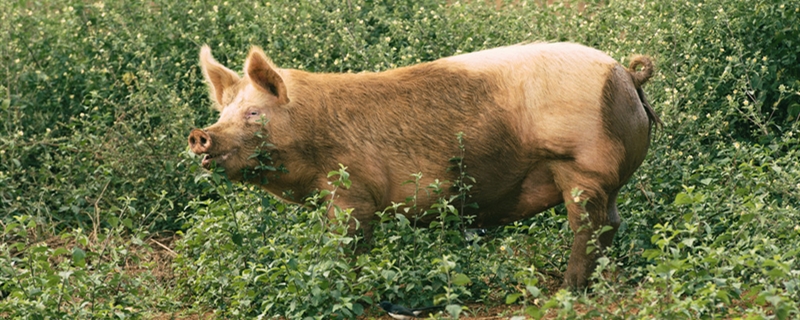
[245,47,290,106]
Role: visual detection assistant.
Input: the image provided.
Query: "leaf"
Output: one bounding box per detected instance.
[717,289,731,304]
[788,103,800,119]
[72,247,86,267]
[740,213,755,223]
[231,232,243,246]
[506,293,522,304]
[31,245,48,254]
[525,305,545,319]
[131,237,143,246]
[288,258,298,270]
[4,222,19,234]
[766,267,786,279]
[526,285,541,298]
[58,271,73,280]
[673,192,694,205]
[122,218,133,229]
[381,269,396,281]
[452,273,471,286]
[445,304,462,319]
[52,247,69,256]
[735,187,750,196]
[394,213,410,226]
[108,216,119,228]
[351,302,364,315]
[642,249,662,260]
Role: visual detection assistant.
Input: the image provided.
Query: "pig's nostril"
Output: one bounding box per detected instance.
[188,129,212,153]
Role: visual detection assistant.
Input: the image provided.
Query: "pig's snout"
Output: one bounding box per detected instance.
[188,129,212,154]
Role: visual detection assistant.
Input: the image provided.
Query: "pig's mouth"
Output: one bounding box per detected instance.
[200,148,238,169]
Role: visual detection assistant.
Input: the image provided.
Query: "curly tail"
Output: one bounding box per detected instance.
[628,55,653,87]
[627,55,662,129]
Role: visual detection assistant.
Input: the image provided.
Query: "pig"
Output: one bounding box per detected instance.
[188,42,661,288]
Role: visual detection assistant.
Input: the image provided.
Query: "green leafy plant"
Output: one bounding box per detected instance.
[2,0,799,318]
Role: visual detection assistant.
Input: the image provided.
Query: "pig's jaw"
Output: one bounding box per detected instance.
[201,148,239,169]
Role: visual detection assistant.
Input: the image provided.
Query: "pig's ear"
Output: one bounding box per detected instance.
[245,47,290,106]
[200,45,240,110]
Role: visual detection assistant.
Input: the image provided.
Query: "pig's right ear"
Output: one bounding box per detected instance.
[200,45,240,110]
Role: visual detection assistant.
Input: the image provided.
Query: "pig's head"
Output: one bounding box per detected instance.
[188,46,290,183]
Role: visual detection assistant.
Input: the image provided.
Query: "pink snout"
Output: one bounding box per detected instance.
[188,129,212,155]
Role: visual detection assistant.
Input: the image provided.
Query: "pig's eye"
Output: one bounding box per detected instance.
[248,111,259,117]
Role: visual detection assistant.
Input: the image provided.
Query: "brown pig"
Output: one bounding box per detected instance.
[187,42,661,288]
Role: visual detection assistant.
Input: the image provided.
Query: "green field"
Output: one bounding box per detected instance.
[2,0,799,318]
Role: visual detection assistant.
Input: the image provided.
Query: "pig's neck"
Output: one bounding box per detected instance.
[252,111,323,204]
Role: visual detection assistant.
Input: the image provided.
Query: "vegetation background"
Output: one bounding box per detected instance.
[1,0,798,318]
